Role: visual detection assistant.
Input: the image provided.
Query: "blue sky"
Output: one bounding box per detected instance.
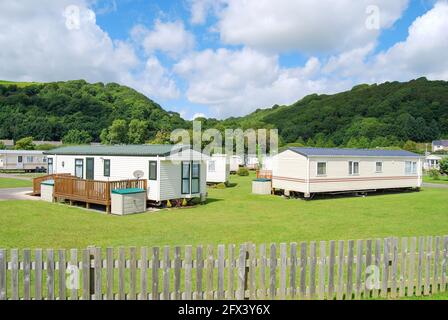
[0,0,447,119]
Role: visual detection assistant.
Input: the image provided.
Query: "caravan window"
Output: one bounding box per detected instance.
[191,162,200,194]
[75,159,84,179]
[349,161,359,175]
[376,162,383,173]
[317,162,326,176]
[208,160,216,172]
[181,162,190,194]
[149,161,157,180]
[405,161,417,175]
[48,158,53,174]
[104,160,111,177]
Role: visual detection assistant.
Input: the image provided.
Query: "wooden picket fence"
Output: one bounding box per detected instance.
[0,235,447,300]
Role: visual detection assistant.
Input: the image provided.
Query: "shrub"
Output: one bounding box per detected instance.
[428,169,440,180]
[237,167,249,176]
[214,183,227,189]
[440,158,448,175]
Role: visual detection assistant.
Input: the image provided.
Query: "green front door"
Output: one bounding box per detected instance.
[86,158,94,180]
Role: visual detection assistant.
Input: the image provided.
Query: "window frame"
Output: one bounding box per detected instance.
[148,161,157,181]
[208,160,216,172]
[48,157,53,174]
[375,161,383,173]
[17,156,23,163]
[317,162,327,176]
[191,162,200,194]
[75,158,84,179]
[181,161,191,194]
[349,161,360,175]
[104,159,111,177]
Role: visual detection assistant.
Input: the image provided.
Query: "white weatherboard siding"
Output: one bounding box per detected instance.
[48,151,207,202]
[207,155,230,183]
[0,150,47,170]
[272,150,308,192]
[229,155,243,172]
[272,150,422,195]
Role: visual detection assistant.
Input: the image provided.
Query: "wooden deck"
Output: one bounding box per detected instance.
[33,175,147,214]
[256,170,273,179]
[32,173,72,195]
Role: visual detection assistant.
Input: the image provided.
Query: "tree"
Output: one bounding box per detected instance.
[0,141,5,149]
[101,119,128,145]
[128,119,149,144]
[402,140,418,153]
[62,129,93,145]
[148,130,172,144]
[14,137,35,150]
[440,158,448,175]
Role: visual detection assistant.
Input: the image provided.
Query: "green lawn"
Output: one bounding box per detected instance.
[423,175,448,184]
[0,80,40,88]
[0,173,448,249]
[0,177,32,189]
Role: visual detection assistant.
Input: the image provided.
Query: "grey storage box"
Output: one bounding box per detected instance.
[111,188,147,215]
[41,179,54,202]
[252,178,272,195]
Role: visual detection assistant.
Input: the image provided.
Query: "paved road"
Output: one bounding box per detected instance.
[0,173,33,181]
[423,182,448,189]
[0,187,38,201]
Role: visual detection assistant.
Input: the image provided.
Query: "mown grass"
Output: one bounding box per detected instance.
[0,177,32,189]
[423,175,448,184]
[0,173,447,249]
[0,80,40,88]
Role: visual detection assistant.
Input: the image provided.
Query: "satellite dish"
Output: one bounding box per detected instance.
[133,170,144,179]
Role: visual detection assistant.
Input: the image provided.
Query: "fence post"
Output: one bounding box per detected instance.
[244,243,250,300]
[88,246,95,297]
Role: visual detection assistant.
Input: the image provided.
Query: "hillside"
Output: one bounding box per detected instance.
[0,78,447,148]
[216,78,448,148]
[0,80,187,143]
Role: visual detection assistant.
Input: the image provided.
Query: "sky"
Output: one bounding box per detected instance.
[0,0,447,120]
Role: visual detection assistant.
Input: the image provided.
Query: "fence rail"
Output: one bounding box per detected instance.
[256,170,273,180]
[51,177,147,212]
[31,173,72,195]
[1,235,447,300]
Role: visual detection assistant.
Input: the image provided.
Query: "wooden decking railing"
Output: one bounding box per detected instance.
[256,170,273,179]
[52,177,147,212]
[32,173,72,195]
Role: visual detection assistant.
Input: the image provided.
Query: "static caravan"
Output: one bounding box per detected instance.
[229,155,243,172]
[246,155,259,170]
[44,144,207,203]
[424,154,445,170]
[0,150,47,172]
[206,154,230,184]
[272,147,423,198]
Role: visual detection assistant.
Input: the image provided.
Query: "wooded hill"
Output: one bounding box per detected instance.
[0,77,447,149]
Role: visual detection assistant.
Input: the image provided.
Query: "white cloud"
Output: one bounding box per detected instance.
[216,0,409,53]
[191,112,206,120]
[188,0,224,25]
[0,0,179,101]
[134,20,195,58]
[174,48,350,117]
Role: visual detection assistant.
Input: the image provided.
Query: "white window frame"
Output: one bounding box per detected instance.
[405,161,417,175]
[349,161,359,175]
[208,160,216,172]
[317,162,327,176]
[375,162,383,173]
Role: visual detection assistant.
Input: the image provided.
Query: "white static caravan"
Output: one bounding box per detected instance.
[246,155,259,170]
[206,154,230,184]
[0,150,47,172]
[44,144,207,203]
[272,147,423,198]
[229,155,243,172]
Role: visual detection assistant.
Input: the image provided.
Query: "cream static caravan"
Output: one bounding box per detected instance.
[206,154,230,184]
[0,150,47,172]
[44,144,207,203]
[272,147,423,198]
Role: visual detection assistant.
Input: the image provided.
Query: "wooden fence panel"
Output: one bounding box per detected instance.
[0,236,447,301]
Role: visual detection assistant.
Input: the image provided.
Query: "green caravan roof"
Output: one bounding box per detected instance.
[44,144,190,157]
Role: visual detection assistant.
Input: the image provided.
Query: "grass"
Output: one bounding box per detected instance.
[0,173,448,249]
[423,175,448,184]
[0,80,40,88]
[0,177,32,188]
